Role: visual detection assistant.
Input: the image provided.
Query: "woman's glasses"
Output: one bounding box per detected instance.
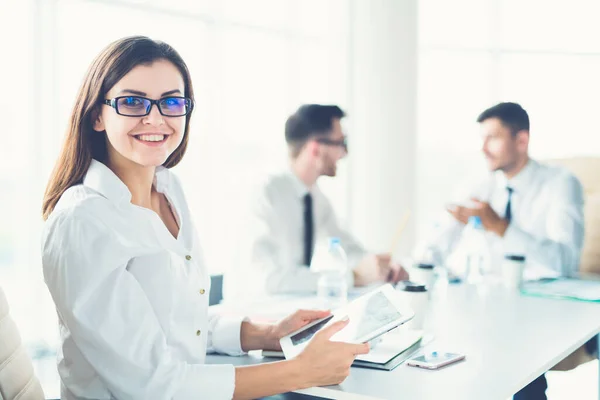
[103,96,194,117]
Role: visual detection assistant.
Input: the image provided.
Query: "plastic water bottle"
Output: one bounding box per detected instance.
[463,216,491,284]
[314,237,348,309]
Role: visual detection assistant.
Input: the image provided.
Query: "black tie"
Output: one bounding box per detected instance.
[505,187,514,223]
[303,193,314,266]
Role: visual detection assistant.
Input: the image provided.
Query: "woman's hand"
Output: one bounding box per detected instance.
[294,319,370,387]
[235,316,369,398]
[262,309,331,351]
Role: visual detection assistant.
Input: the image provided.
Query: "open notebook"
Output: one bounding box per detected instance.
[262,329,425,371]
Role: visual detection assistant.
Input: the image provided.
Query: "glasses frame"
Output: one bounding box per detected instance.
[315,136,348,152]
[103,96,194,117]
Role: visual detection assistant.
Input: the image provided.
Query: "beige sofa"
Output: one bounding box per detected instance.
[547,157,600,371]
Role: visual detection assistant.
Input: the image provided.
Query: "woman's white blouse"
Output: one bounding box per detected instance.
[42,160,244,400]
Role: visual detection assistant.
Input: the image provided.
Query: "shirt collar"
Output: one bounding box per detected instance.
[496,159,539,193]
[287,168,312,198]
[83,159,171,204]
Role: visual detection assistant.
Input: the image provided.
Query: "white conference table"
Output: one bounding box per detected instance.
[208,282,600,400]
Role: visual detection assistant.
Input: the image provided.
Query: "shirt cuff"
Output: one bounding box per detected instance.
[347,250,367,272]
[176,363,236,400]
[346,269,355,287]
[503,223,569,278]
[347,250,369,288]
[212,315,245,356]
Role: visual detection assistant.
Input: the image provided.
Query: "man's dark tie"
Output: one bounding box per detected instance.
[303,193,314,266]
[505,187,514,223]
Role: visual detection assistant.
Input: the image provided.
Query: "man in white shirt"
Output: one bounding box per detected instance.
[224,104,408,301]
[419,102,585,400]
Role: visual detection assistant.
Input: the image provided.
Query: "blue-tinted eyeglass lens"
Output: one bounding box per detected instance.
[159,97,188,115]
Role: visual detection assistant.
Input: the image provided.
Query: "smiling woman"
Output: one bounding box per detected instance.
[39,36,367,400]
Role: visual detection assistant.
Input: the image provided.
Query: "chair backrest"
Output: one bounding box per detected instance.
[0,286,45,400]
[546,157,600,274]
[209,274,224,306]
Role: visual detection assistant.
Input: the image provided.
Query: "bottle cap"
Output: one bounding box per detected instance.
[328,237,341,246]
[468,216,483,229]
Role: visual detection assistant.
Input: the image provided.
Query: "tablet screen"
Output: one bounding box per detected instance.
[289,291,402,346]
[290,315,334,345]
[343,291,402,341]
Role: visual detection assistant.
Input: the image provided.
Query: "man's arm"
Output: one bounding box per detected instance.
[233,191,319,298]
[317,192,416,285]
[502,173,584,276]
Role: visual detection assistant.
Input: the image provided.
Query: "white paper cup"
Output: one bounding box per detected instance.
[502,255,525,290]
[396,281,429,330]
[410,263,436,291]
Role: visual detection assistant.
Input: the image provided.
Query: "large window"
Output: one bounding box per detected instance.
[0,0,350,394]
[416,0,600,238]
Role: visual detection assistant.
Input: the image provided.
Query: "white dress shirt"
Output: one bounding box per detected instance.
[420,159,585,278]
[42,160,244,400]
[224,170,367,302]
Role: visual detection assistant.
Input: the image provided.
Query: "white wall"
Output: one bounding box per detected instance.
[346,0,418,257]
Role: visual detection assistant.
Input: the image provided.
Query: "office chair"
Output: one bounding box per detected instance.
[209,274,224,306]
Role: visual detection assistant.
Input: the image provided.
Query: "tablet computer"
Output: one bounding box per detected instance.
[280,284,414,359]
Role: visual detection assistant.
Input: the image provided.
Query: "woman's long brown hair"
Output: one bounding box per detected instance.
[42,36,195,220]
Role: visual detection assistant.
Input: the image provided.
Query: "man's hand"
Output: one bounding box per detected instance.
[354,253,409,286]
[388,262,410,283]
[447,198,509,237]
[446,204,470,225]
